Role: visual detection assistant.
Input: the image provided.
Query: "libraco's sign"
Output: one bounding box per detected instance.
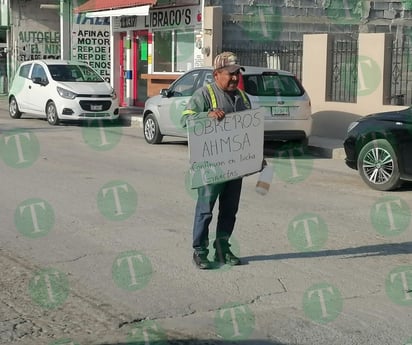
[112,5,202,31]
[187,108,266,188]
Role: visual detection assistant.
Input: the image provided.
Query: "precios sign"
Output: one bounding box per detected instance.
[113,5,201,31]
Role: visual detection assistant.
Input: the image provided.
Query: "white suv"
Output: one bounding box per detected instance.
[8,60,119,125]
[143,66,312,144]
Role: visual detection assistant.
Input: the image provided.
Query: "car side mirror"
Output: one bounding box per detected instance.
[160,88,171,97]
[32,77,48,86]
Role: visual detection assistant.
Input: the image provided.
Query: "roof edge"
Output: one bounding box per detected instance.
[75,0,156,14]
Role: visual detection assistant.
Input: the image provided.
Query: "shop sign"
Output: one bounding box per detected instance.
[120,16,138,28]
[113,5,202,31]
[71,14,111,83]
[17,30,61,61]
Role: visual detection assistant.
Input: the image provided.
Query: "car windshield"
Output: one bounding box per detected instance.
[243,73,304,97]
[48,64,104,82]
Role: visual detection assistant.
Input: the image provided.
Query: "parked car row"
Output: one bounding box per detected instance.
[7,60,412,191]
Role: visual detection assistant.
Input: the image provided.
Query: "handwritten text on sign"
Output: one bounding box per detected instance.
[187,108,266,188]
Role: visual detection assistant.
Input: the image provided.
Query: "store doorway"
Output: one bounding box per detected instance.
[118,31,148,107]
[133,30,148,107]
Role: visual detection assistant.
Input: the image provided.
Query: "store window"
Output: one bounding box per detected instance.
[176,30,194,72]
[153,29,194,73]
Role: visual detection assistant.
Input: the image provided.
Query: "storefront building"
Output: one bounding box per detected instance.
[75,0,222,107]
[5,0,408,107]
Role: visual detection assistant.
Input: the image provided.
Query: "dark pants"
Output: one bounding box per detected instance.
[192,178,243,254]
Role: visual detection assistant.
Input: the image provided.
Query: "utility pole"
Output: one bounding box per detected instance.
[60,0,71,60]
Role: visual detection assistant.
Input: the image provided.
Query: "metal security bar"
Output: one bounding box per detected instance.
[390,38,412,106]
[222,41,303,81]
[328,38,358,103]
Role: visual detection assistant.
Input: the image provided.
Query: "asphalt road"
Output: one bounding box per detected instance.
[1,104,412,345]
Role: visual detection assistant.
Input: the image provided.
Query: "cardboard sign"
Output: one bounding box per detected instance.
[187,107,266,188]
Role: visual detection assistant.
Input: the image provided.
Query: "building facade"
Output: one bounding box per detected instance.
[1,0,412,105]
[74,0,223,106]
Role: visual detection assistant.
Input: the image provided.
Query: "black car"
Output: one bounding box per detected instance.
[343,107,412,191]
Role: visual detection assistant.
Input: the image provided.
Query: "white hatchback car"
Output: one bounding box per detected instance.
[8,60,119,125]
[143,66,312,144]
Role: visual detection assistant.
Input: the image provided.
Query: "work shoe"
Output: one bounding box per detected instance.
[193,251,213,269]
[214,248,241,266]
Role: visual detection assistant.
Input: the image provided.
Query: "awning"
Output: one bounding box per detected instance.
[84,5,150,17]
[75,0,156,15]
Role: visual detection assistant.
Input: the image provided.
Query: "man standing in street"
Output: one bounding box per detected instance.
[181,52,251,269]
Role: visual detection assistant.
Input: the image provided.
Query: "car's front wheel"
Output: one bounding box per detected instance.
[357,139,401,191]
[143,113,163,144]
[46,101,60,125]
[9,96,22,119]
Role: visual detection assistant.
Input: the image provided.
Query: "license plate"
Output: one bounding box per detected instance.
[89,113,109,117]
[271,106,289,116]
[91,104,103,111]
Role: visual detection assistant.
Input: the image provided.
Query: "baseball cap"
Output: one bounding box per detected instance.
[213,52,244,73]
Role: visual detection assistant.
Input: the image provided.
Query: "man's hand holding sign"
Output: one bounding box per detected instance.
[181,51,266,270]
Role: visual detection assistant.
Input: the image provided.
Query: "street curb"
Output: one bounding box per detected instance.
[308,145,346,160]
[118,114,142,128]
[308,135,345,159]
[129,115,143,128]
